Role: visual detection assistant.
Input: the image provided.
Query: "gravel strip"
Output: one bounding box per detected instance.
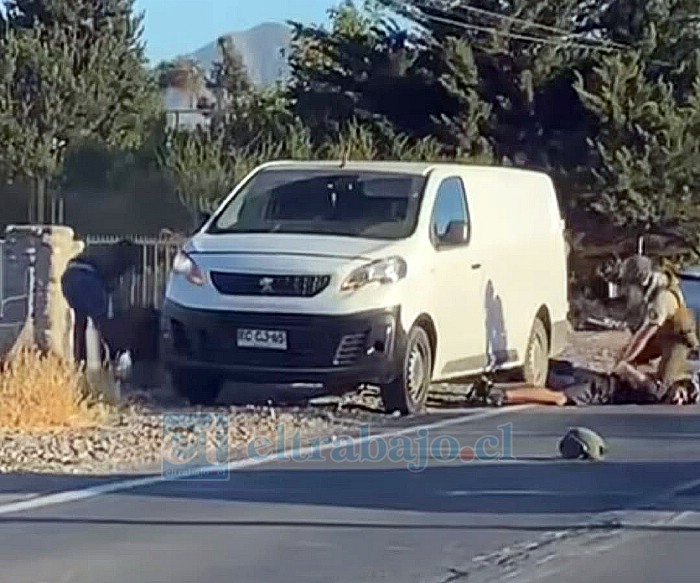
[0,406,354,475]
[0,384,403,475]
[0,331,626,475]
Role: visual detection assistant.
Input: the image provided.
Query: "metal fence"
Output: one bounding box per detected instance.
[0,234,180,313]
[84,235,181,310]
[0,239,4,304]
[0,239,33,355]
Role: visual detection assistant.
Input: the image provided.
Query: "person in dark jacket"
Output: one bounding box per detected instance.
[61,239,140,363]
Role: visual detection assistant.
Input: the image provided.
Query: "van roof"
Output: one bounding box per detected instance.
[257,159,551,178]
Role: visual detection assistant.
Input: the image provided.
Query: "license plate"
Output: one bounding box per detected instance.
[236,328,288,350]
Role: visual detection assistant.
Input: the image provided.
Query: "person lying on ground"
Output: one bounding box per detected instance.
[472,367,700,407]
[61,239,141,363]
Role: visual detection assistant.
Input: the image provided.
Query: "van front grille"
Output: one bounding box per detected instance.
[209,272,331,297]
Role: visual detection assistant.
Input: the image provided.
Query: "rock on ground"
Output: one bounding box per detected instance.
[0,331,628,475]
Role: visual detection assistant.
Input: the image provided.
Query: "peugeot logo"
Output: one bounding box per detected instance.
[259,277,274,293]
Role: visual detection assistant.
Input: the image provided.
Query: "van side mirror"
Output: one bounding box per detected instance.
[439,220,469,245]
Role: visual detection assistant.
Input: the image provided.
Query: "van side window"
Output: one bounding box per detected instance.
[431,177,470,246]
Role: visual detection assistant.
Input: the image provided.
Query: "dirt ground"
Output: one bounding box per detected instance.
[556,329,630,371]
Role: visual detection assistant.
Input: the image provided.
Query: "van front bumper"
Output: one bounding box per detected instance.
[160,299,406,388]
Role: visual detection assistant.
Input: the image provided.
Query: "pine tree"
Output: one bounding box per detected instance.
[379,0,595,168]
[196,36,301,153]
[574,0,700,239]
[210,36,253,98]
[581,0,700,99]
[4,0,159,149]
[431,36,492,160]
[0,23,88,222]
[575,53,700,239]
[287,1,458,150]
[0,0,159,222]
[159,37,313,219]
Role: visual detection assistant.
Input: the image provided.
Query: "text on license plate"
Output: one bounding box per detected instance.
[236,328,288,350]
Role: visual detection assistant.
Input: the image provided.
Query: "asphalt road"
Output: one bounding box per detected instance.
[1,405,700,583]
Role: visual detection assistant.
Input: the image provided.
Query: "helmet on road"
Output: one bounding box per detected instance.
[559,427,607,460]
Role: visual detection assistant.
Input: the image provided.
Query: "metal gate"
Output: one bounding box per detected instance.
[85,235,181,309]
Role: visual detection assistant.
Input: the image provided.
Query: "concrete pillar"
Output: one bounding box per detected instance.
[3,224,83,361]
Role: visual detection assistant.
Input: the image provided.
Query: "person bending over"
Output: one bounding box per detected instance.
[61,239,140,362]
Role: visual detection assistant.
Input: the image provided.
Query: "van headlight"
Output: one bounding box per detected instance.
[171,251,206,286]
[340,257,407,291]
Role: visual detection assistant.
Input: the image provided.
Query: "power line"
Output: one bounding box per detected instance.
[423,13,620,53]
[441,0,630,52]
[423,13,672,67]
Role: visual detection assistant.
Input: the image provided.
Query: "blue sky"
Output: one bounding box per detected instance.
[134,0,340,63]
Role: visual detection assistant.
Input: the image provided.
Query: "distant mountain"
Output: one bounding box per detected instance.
[188,22,292,86]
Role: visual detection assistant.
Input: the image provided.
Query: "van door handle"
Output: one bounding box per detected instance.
[471,263,481,270]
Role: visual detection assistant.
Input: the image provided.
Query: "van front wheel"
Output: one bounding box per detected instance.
[521,317,550,387]
[380,326,432,416]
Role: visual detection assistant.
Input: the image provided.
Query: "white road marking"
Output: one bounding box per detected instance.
[440,489,636,497]
[0,405,534,516]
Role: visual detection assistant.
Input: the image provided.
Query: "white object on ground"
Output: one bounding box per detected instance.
[85,317,102,372]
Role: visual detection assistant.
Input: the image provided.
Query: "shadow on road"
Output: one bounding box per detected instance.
[102,460,700,515]
[3,458,700,517]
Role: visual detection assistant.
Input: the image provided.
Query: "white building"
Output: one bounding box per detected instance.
[163,86,216,131]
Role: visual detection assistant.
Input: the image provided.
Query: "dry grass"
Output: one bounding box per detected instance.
[0,346,112,432]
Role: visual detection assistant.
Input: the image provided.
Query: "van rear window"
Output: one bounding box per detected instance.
[208,168,427,240]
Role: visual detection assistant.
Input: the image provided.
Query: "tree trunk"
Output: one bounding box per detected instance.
[27,185,36,224]
[31,177,47,224]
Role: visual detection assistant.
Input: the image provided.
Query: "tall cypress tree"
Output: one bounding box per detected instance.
[0,0,159,221]
[377,0,596,170]
[574,0,700,240]
[4,0,159,148]
[287,1,458,149]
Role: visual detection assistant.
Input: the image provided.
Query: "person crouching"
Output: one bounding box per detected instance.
[61,239,140,363]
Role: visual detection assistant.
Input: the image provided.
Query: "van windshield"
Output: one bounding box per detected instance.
[207,168,427,239]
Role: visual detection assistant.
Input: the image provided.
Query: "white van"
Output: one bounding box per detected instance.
[161,160,570,414]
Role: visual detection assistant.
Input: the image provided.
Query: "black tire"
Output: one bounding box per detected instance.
[380,326,433,416]
[520,317,550,386]
[170,370,222,405]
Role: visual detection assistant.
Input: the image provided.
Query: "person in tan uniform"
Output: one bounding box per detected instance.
[612,255,699,393]
[471,255,700,407]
